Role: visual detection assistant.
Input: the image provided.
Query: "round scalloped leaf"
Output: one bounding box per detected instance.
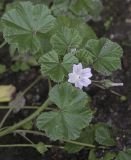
[51,0,70,16]
[39,51,78,82]
[1,1,56,54]
[116,149,131,160]
[103,152,116,160]
[76,49,93,66]
[54,16,96,46]
[50,27,82,55]
[88,150,98,160]
[85,38,123,75]
[95,124,116,146]
[77,23,97,46]
[36,83,93,140]
[64,126,95,153]
[70,0,103,21]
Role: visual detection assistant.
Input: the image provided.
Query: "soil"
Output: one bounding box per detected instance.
[0,0,131,159]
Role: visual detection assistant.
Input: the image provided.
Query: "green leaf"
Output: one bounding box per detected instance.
[11,62,20,72]
[39,51,78,82]
[9,44,17,57]
[54,16,77,29]
[2,1,56,54]
[85,0,103,20]
[11,61,30,72]
[50,27,82,55]
[0,0,4,11]
[0,21,3,32]
[70,0,103,21]
[39,37,52,54]
[36,83,93,140]
[51,0,70,16]
[64,126,95,153]
[35,142,48,155]
[77,23,97,46]
[116,149,131,160]
[20,62,30,71]
[85,38,123,75]
[88,149,98,160]
[89,150,116,160]
[22,121,33,130]
[95,124,116,146]
[54,16,96,45]
[76,49,93,66]
[103,152,116,160]
[25,0,50,5]
[0,64,6,74]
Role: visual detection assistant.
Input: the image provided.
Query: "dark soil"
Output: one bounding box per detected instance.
[0,0,131,159]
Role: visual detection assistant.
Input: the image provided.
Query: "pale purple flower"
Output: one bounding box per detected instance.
[68,63,92,89]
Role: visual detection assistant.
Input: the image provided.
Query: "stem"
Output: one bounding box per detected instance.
[63,139,95,148]
[0,41,7,48]
[0,144,34,148]
[18,132,34,144]
[0,106,54,110]
[48,78,52,91]
[22,75,42,95]
[0,106,38,109]
[15,129,46,136]
[0,108,12,128]
[93,83,105,90]
[0,126,7,132]
[93,83,122,97]
[0,98,50,137]
[0,76,42,128]
[110,90,122,97]
[15,130,107,149]
[0,144,54,148]
[15,129,96,148]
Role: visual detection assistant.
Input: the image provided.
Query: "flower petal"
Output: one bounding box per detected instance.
[68,64,92,89]
[75,81,83,89]
[73,63,83,74]
[68,73,76,83]
[81,68,92,78]
[80,78,91,87]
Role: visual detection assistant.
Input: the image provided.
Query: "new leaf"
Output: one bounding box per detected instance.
[50,27,82,55]
[39,51,78,82]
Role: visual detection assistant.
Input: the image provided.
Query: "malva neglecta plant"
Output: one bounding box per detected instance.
[0,0,130,159]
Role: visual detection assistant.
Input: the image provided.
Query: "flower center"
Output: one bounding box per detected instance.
[74,74,80,81]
